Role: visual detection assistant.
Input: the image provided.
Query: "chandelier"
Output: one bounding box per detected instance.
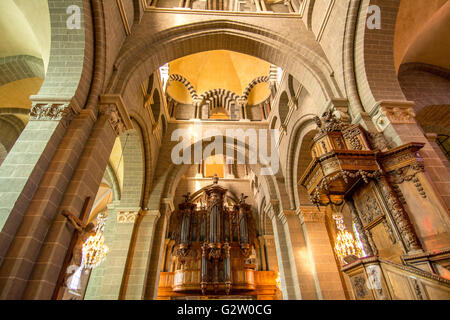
[81,213,109,269]
[333,214,363,264]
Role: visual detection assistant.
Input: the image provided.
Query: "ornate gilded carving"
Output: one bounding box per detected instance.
[366,131,390,151]
[313,109,347,135]
[389,163,426,198]
[343,126,363,150]
[357,193,383,225]
[376,177,422,252]
[382,219,397,244]
[365,229,379,255]
[351,275,369,299]
[391,184,407,204]
[412,279,424,300]
[348,200,374,256]
[310,169,382,206]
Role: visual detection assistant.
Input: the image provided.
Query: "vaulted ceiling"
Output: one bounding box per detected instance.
[166,50,271,105]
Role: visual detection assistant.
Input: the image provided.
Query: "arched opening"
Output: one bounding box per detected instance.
[278,91,289,125]
[151,89,161,121]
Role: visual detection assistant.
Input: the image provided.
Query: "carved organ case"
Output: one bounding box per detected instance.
[168,182,257,295]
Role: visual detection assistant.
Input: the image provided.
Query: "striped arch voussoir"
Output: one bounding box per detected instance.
[201,88,239,112]
[242,76,270,100]
[168,74,198,100]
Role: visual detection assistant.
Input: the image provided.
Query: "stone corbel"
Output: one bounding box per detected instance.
[372,101,416,131]
[29,96,81,128]
[99,94,134,136]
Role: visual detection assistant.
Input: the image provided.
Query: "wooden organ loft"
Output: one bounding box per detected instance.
[157,176,279,299]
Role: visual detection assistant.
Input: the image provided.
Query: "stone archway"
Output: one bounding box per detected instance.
[107,18,343,118]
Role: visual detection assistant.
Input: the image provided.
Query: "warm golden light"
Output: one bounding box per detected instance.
[81,214,109,269]
[333,215,363,264]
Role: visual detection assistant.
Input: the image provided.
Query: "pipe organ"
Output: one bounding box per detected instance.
[167,176,259,296]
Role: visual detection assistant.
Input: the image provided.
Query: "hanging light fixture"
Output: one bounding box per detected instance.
[81,213,109,269]
[333,214,363,264]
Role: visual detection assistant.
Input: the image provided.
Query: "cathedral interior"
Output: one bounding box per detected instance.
[0,0,449,300]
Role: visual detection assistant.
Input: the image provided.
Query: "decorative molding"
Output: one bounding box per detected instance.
[412,279,424,300]
[29,98,81,128]
[372,101,416,131]
[388,163,426,198]
[116,0,131,35]
[376,177,422,253]
[117,210,140,223]
[316,0,336,42]
[343,126,363,150]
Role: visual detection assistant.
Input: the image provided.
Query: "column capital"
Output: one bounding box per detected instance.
[371,100,416,131]
[140,209,161,220]
[116,207,141,223]
[297,206,326,224]
[99,94,133,136]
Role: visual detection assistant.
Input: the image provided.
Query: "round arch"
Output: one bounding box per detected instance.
[107,20,342,116]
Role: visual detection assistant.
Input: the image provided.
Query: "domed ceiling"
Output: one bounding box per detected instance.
[0,0,50,112]
[166,50,271,105]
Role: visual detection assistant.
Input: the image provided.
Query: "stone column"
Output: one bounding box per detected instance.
[119,209,161,299]
[0,101,79,268]
[143,204,172,300]
[16,95,132,300]
[267,202,302,299]
[237,98,249,121]
[297,206,347,300]
[98,206,140,300]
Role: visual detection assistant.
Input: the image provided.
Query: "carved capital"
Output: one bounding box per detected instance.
[30,99,80,128]
[117,209,140,223]
[99,94,133,136]
[372,101,416,130]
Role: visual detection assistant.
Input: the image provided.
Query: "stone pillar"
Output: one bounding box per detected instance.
[2,95,132,299]
[143,203,172,299]
[257,236,268,271]
[237,98,249,121]
[267,202,301,299]
[283,209,319,300]
[97,207,140,300]
[120,209,161,299]
[297,206,347,300]
[0,102,79,268]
